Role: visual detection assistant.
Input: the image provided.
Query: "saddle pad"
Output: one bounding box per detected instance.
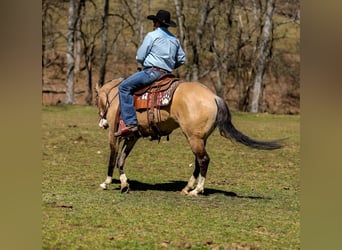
[134,80,181,110]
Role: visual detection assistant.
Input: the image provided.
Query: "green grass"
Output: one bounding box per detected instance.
[42,105,300,249]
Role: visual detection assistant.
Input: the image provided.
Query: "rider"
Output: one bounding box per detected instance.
[115,9,186,137]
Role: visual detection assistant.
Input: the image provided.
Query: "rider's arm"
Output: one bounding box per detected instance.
[175,44,186,69]
[136,33,154,65]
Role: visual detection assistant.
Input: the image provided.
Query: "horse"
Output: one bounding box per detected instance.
[95,77,283,196]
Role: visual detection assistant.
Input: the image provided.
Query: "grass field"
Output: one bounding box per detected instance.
[42,105,300,249]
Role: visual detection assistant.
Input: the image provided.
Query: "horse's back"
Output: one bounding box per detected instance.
[172,82,217,110]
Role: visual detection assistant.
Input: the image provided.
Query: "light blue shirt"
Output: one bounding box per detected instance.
[136,27,186,72]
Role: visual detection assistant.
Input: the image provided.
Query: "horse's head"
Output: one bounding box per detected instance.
[95,79,122,129]
[95,82,110,129]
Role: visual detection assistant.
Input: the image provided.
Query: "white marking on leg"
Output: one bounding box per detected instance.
[120,174,127,184]
[188,175,196,189]
[99,176,112,190]
[105,176,112,184]
[119,174,129,191]
[189,175,206,196]
[181,175,197,194]
[99,182,107,189]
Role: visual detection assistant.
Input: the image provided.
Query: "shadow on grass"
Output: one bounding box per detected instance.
[111,179,270,200]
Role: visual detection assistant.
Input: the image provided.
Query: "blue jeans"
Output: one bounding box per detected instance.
[118,68,164,125]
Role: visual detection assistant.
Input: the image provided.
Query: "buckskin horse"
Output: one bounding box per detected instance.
[95,75,283,196]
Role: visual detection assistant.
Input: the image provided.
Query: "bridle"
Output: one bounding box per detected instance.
[96,82,120,121]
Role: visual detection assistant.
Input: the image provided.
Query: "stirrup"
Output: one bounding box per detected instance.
[114,123,138,137]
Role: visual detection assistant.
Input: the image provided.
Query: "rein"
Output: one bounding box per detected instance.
[98,81,121,120]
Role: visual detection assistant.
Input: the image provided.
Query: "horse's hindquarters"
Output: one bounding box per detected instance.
[170,82,218,137]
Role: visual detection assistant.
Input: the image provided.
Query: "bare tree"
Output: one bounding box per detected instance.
[250,0,275,113]
[42,1,66,77]
[174,0,185,48]
[207,0,236,97]
[98,0,109,87]
[236,0,261,111]
[174,0,187,78]
[65,0,77,104]
[74,12,82,74]
[78,0,103,104]
[42,0,48,85]
[187,0,214,81]
[133,0,142,46]
[119,0,143,49]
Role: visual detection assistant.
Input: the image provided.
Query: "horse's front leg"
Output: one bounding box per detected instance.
[117,137,138,193]
[99,133,120,190]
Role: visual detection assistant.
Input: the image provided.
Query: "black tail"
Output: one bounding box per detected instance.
[215,97,283,150]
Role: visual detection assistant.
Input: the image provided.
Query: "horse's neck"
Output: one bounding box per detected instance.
[108,78,122,89]
[104,78,122,96]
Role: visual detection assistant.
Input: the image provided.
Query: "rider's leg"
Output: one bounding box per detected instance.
[116,69,164,135]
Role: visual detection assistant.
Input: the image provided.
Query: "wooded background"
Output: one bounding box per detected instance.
[42,0,300,114]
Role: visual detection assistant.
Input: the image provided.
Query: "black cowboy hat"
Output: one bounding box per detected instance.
[147,10,177,27]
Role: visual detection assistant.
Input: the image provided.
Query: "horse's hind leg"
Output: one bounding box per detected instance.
[181,138,210,196]
[117,138,138,193]
[181,161,199,195]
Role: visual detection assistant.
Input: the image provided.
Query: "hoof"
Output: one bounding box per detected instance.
[180,189,189,195]
[189,189,204,196]
[188,191,199,196]
[120,184,130,194]
[99,183,108,190]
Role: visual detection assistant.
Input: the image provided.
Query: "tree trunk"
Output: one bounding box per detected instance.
[174,0,185,48]
[65,0,76,104]
[191,0,213,81]
[42,1,47,87]
[85,59,93,105]
[208,15,222,97]
[174,0,187,79]
[250,0,275,113]
[133,0,141,47]
[98,0,109,87]
[74,17,81,74]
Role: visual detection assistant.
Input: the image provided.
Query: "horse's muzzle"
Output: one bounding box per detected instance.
[99,118,109,129]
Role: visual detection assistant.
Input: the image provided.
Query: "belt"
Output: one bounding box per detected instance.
[144,66,170,73]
